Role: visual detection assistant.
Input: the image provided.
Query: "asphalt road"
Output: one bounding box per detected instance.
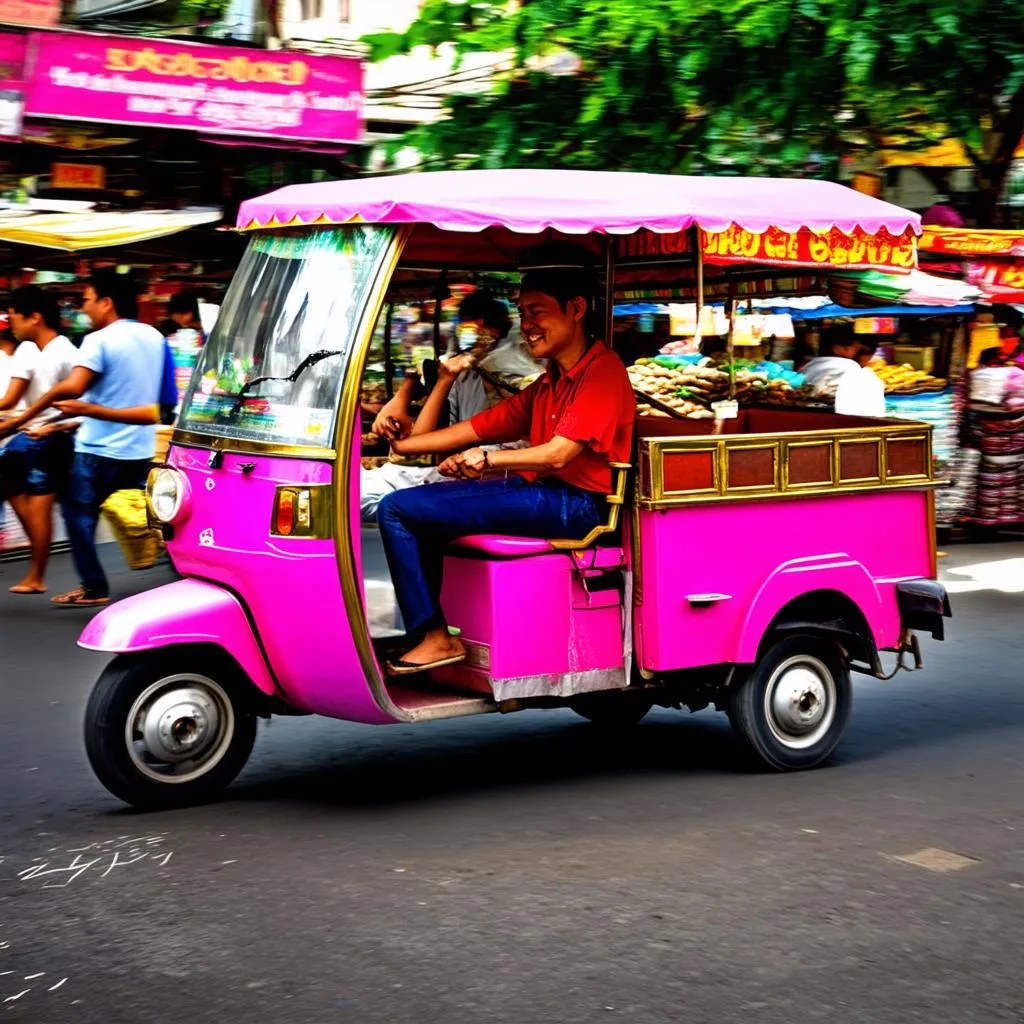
[1,541,1023,1024]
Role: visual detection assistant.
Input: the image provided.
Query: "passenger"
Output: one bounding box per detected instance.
[0,270,165,607]
[360,290,544,522]
[376,242,635,675]
[0,287,78,594]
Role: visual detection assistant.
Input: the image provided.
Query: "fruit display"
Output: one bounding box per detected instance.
[629,356,815,417]
[871,360,948,394]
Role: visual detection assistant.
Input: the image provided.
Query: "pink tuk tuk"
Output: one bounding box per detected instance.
[79,170,951,809]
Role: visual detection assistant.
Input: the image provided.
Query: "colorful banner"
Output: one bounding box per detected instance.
[0,0,59,28]
[617,224,916,272]
[701,224,917,272]
[920,227,1024,258]
[966,259,1024,299]
[24,31,364,144]
[51,162,106,189]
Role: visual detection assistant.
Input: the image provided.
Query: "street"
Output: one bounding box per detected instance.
[1,542,1023,1024]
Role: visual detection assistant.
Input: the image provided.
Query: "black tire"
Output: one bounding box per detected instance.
[569,689,653,728]
[728,634,851,772]
[84,650,258,811]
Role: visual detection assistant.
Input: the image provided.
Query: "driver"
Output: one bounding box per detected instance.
[377,242,636,675]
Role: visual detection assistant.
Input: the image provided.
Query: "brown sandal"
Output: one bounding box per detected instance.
[51,588,110,608]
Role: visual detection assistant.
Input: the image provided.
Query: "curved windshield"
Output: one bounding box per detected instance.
[179,225,396,448]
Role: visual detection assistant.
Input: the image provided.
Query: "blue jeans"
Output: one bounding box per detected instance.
[62,452,151,598]
[377,476,602,635]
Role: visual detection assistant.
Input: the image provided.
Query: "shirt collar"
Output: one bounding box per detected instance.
[546,340,604,383]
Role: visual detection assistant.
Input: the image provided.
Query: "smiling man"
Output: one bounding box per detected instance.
[377,242,636,675]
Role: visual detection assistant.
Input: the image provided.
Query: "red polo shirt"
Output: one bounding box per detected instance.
[469,342,635,494]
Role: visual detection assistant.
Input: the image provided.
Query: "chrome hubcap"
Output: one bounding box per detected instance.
[764,655,836,750]
[126,674,235,784]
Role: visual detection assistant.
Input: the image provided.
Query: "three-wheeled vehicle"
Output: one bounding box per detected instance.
[79,170,951,808]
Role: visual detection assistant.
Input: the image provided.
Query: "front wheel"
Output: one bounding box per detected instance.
[84,651,257,810]
[728,635,851,772]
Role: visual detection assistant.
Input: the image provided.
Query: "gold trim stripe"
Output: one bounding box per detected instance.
[640,422,935,509]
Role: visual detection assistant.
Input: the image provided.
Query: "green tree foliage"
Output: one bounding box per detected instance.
[366,0,1024,220]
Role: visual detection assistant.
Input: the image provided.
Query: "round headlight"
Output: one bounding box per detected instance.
[148,467,185,524]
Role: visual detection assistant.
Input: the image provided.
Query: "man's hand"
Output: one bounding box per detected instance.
[375,412,413,441]
[0,418,16,438]
[24,422,56,440]
[438,447,488,479]
[53,399,93,418]
[437,352,477,381]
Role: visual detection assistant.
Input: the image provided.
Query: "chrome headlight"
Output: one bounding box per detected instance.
[148,467,186,524]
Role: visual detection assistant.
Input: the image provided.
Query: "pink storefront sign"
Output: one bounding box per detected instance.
[0,30,25,140]
[0,0,59,28]
[24,31,363,144]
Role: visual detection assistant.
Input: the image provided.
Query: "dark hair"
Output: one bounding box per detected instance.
[89,268,139,320]
[518,241,599,312]
[0,327,16,349]
[978,347,1003,367]
[820,322,856,354]
[9,285,61,332]
[458,290,510,340]
[168,291,200,321]
[857,336,880,357]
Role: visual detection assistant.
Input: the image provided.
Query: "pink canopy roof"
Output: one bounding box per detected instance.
[237,169,920,238]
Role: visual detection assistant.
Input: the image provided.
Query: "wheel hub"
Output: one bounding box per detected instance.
[764,655,837,750]
[138,686,223,765]
[771,667,827,734]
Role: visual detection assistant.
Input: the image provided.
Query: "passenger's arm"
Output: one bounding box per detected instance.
[438,436,584,479]
[0,366,95,437]
[410,354,476,437]
[371,377,418,439]
[54,399,160,425]
[390,419,481,457]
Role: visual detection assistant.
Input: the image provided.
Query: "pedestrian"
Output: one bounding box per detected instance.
[0,270,165,607]
[0,327,19,405]
[0,287,78,594]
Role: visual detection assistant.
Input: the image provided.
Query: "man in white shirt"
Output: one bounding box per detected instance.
[0,287,78,594]
[802,324,886,417]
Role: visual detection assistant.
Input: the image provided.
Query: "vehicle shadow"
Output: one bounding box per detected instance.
[230,710,744,809]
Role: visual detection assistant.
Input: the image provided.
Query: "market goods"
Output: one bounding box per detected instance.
[872,360,948,394]
[629,357,812,416]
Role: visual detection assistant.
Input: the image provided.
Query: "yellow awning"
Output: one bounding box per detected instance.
[0,209,222,252]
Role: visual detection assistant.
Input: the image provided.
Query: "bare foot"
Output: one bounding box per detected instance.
[10,580,46,594]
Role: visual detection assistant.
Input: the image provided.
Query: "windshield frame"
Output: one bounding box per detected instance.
[174,225,406,459]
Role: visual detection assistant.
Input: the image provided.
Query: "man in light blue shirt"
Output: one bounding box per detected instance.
[0,270,165,606]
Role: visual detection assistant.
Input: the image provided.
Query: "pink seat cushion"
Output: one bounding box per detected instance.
[449,534,554,557]
[449,535,626,566]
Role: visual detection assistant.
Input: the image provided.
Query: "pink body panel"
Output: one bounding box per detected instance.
[633,490,933,672]
[79,578,278,696]
[439,551,624,691]
[151,445,392,723]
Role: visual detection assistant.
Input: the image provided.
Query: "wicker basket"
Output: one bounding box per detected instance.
[153,426,173,465]
[826,276,859,308]
[100,489,165,571]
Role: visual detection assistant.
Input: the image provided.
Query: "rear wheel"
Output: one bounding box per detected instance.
[570,689,653,728]
[728,634,851,771]
[84,651,257,810]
